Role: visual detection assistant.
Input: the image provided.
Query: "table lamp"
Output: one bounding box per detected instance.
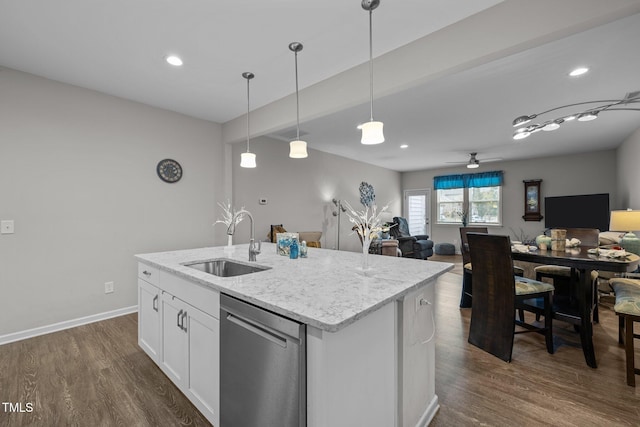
[609,209,640,255]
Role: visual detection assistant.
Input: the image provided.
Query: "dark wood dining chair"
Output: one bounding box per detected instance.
[467,233,555,362]
[459,227,524,308]
[535,228,600,321]
[459,227,488,308]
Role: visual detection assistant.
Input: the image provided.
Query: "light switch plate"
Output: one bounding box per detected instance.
[1,220,14,234]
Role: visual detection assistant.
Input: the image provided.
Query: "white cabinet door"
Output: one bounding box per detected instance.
[160,291,220,426]
[161,293,189,385]
[186,304,220,427]
[138,279,161,363]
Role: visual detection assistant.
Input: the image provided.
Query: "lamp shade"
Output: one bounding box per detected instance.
[609,210,640,232]
[240,152,256,168]
[360,121,384,145]
[609,209,640,255]
[289,140,308,158]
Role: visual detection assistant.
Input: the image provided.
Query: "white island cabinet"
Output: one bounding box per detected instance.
[137,263,220,426]
[137,244,452,427]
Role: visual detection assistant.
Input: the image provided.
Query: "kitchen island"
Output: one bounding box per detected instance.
[136,243,453,427]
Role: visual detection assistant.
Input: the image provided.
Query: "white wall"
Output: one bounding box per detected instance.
[0,69,225,337]
[402,150,618,249]
[617,127,640,209]
[231,137,402,253]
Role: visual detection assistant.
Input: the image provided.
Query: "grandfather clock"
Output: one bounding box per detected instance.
[523,179,543,221]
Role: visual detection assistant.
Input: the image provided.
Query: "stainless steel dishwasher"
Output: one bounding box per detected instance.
[220,293,306,427]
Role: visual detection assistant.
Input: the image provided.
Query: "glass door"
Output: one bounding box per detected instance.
[404,189,431,237]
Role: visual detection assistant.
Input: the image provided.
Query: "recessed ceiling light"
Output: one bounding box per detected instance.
[400,144,409,149]
[569,67,589,77]
[165,55,183,66]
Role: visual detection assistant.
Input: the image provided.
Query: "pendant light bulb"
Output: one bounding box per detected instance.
[361,0,384,145]
[240,72,256,168]
[289,42,308,159]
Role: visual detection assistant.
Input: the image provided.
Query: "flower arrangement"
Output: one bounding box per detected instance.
[342,200,390,243]
[214,199,245,245]
[214,199,245,228]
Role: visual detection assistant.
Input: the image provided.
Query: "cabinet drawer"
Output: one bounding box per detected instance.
[138,263,159,286]
[160,271,220,318]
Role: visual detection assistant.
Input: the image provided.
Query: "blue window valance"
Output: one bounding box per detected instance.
[433,171,503,190]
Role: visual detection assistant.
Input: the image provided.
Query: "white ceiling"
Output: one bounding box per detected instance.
[1,0,639,172]
[294,11,640,171]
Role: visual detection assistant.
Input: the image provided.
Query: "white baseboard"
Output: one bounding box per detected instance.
[415,395,440,427]
[0,306,138,346]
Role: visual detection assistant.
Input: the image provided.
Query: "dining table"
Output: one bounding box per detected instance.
[511,245,639,368]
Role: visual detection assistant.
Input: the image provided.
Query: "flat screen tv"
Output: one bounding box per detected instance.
[544,193,610,232]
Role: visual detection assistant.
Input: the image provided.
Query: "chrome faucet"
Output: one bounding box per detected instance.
[227,209,261,261]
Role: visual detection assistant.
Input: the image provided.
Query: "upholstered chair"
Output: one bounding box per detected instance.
[610,278,640,386]
[389,217,433,259]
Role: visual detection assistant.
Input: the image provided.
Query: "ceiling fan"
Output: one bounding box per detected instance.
[447,152,503,169]
[447,152,502,169]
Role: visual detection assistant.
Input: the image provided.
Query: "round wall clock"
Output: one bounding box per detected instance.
[156,159,183,183]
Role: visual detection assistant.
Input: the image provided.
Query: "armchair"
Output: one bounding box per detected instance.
[389,216,434,259]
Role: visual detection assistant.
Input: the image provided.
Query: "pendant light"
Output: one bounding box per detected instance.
[289,42,308,158]
[360,0,384,145]
[240,72,257,168]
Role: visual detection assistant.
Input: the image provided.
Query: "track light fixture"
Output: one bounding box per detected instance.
[512,92,640,141]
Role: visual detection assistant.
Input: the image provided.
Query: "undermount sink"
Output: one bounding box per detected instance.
[184,258,270,277]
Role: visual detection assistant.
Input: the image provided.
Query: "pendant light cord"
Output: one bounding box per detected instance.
[294,49,301,140]
[368,8,374,122]
[246,76,251,153]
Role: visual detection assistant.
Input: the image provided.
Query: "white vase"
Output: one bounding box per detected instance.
[361,231,371,271]
[227,235,233,247]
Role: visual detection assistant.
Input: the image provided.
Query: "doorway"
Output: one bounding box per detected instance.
[403,189,431,237]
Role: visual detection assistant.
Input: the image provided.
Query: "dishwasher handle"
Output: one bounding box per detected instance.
[226,312,288,348]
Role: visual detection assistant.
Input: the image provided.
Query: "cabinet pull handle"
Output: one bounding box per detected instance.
[181,311,188,332]
[143,270,152,276]
[177,309,183,329]
[152,295,158,312]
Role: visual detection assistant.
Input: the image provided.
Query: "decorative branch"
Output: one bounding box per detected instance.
[214,199,245,228]
[343,199,390,241]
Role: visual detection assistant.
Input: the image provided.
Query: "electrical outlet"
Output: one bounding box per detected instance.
[104,281,114,294]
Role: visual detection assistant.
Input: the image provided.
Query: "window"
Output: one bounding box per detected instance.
[434,171,503,226]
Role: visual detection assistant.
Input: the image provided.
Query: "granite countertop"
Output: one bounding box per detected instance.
[136,243,453,332]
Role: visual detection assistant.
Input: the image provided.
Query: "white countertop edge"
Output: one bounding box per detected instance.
[135,244,454,333]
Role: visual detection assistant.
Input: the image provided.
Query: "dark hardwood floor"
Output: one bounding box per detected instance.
[1,256,639,426]
[0,314,211,427]
[430,255,640,426]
